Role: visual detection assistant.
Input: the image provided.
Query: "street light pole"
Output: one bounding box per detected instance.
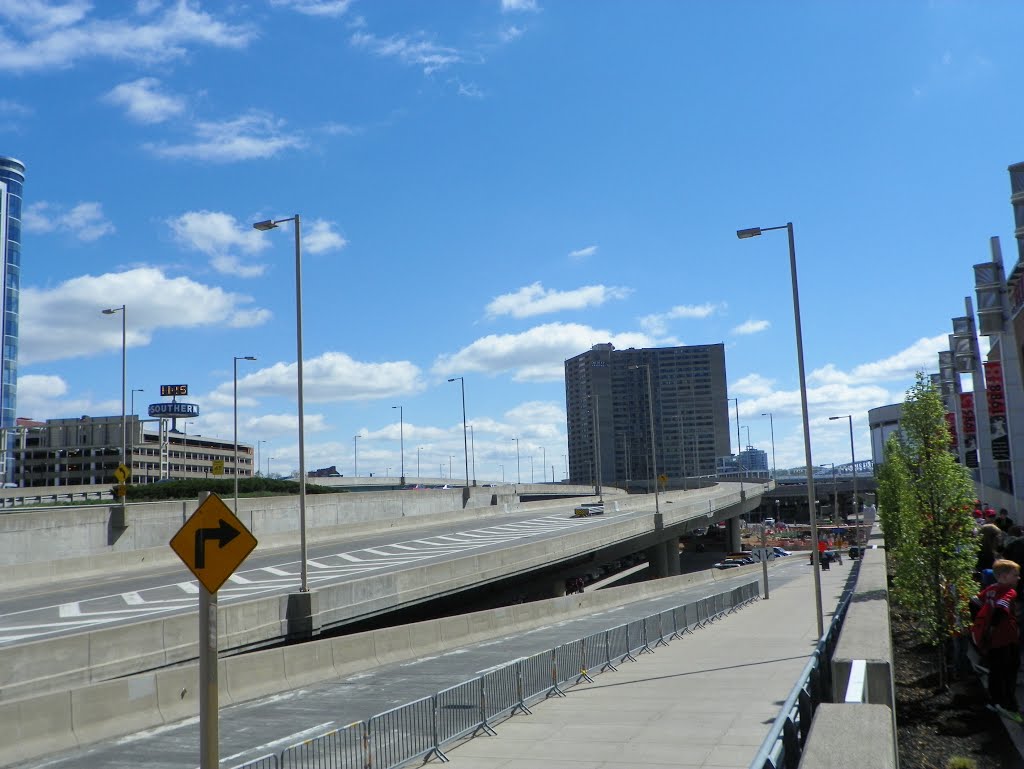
[738,221,823,638]
[130,387,143,480]
[257,440,266,477]
[470,425,476,485]
[253,215,308,592]
[392,405,404,485]
[448,377,470,487]
[417,446,422,478]
[233,356,257,514]
[631,364,660,516]
[829,414,858,527]
[101,305,126,470]
[512,437,521,483]
[354,434,361,477]
[761,412,777,479]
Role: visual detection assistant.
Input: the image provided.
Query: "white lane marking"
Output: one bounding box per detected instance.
[362,548,398,556]
[388,543,418,550]
[177,581,199,594]
[261,566,292,576]
[215,720,337,766]
[226,573,253,584]
[58,602,81,617]
[336,552,364,562]
[123,592,145,605]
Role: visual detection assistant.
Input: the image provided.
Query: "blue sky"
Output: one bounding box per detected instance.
[4,0,1022,481]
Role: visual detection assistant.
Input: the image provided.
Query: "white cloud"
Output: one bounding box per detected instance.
[0,2,254,73]
[147,111,306,163]
[485,282,631,319]
[501,0,539,12]
[20,267,270,364]
[22,200,114,241]
[851,334,949,382]
[568,245,597,260]
[639,302,724,336]
[303,219,348,254]
[732,319,770,335]
[14,373,115,421]
[238,351,425,403]
[248,412,329,435]
[731,373,776,398]
[168,210,271,277]
[103,77,185,123]
[350,30,462,74]
[499,25,525,42]
[433,322,653,382]
[270,0,352,16]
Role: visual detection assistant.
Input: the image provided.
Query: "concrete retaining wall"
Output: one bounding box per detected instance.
[800,536,898,768]
[0,566,745,768]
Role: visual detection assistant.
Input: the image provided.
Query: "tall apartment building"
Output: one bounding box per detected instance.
[564,343,731,487]
[0,156,24,481]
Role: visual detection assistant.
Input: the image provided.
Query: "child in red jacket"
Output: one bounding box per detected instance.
[972,559,1021,722]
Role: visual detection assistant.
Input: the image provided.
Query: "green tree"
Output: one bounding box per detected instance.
[886,373,976,688]
[876,433,911,559]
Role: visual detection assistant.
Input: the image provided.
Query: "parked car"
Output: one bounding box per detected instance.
[713,559,744,569]
[772,547,792,557]
[725,552,755,564]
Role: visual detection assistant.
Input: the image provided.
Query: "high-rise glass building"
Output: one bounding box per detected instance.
[564,343,731,487]
[0,157,24,445]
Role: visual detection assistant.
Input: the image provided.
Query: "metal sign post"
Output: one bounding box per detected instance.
[199,526,218,769]
[170,491,258,769]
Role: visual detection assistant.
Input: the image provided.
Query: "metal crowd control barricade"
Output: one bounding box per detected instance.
[520,649,554,702]
[626,618,649,657]
[279,723,362,769]
[554,639,586,689]
[367,695,444,768]
[436,679,485,745]
[580,631,605,682]
[483,663,522,722]
[230,753,279,769]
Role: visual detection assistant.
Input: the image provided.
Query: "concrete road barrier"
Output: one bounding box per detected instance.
[0,564,751,768]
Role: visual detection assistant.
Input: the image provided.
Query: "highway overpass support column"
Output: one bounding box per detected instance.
[665,539,681,576]
[286,591,321,640]
[646,542,669,578]
[727,518,742,553]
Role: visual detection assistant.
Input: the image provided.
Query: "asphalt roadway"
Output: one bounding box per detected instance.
[20,559,815,769]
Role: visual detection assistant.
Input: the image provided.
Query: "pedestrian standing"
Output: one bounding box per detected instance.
[971,559,1022,722]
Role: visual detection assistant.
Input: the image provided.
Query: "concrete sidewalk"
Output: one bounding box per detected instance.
[438,561,851,769]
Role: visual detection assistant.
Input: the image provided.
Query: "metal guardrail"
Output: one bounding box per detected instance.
[227,580,760,769]
[747,561,860,769]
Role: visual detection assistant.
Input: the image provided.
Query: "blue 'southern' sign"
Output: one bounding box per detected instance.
[148,402,200,417]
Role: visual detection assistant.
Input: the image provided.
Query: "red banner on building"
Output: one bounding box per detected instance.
[960,392,978,467]
[984,361,1010,461]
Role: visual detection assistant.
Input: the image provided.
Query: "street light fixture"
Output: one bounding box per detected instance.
[629,363,660,516]
[447,377,471,487]
[253,214,309,593]
[392,405,405,485]
[829,414,858,528]
[761,412,777,479]
[233,356,257,514]
[738,221,823,638]
[101,305,126,471]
